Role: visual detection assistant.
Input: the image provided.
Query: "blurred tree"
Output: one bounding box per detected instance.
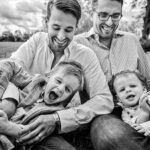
[143,0,150,39]
[1,31,15,41]
[14,30,23,42]
[22,33,30,41]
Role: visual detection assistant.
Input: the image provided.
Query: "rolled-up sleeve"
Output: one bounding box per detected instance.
[2,82,19,103]
[2,33,40,103]
[57,43,114,133]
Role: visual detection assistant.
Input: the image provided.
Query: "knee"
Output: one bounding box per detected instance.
[90,115,131,150]
[91,115,127,137]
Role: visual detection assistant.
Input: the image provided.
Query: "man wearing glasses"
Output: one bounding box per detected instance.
[74,0,150,149]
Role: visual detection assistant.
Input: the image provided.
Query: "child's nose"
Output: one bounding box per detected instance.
[57,86,64,96]
[126,87,131,92]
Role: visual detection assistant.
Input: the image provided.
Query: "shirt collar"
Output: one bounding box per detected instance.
[85,27,124,39]
[85,28,124,49]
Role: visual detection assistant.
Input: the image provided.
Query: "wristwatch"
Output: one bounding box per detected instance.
[53,113,61,126]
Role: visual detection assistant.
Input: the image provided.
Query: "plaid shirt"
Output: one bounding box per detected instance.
[0,59,67,150]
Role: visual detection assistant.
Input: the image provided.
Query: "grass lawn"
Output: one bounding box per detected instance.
[0,42,23,58]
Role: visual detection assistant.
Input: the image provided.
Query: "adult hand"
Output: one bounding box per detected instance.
[0,110,26,138]
[18,114,56,145]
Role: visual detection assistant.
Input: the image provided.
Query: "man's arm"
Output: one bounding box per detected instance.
[0,98,17,119]
[17,44,114,145]
[2,33,40,105]
[57,44,114,133]
[135,36,150,89]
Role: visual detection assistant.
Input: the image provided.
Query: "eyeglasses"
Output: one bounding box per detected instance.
[95,11,122,22]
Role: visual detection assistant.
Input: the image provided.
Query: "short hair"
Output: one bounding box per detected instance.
[46,0,81,24]
[92,0,123,10]
[108,70,148,100]
[48,61,84,90]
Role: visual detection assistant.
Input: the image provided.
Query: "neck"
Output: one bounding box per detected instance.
[51,52,64,69]
[99,36,112,49]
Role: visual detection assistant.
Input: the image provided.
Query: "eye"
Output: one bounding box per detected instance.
[52,25,60,31]
[120,88,125,92]
[112,13,121,19]
[65,28,73,33]
[130,85,136,88]
[53,27,60,31]
[65,86,71,93]
[99,12,108,18]
[56,79,61,84]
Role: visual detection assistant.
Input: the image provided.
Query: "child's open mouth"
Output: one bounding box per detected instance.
[49,91,58,101]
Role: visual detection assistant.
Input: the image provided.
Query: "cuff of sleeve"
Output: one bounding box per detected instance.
[2,82,19,103]
[57,108,79,133]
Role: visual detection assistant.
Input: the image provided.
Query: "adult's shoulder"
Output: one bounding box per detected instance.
[68,41,98,62]
[31,32,47,41]
[74,31,88,38]
[69,41,95,54]
[116,30,138,40]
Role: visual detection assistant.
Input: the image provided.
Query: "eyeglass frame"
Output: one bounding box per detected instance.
[95,11,122,22]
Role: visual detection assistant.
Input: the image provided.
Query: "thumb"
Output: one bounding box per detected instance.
[139,91,147,104]
[0,110,7,118]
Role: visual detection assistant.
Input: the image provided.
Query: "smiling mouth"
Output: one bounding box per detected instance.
[54,38,67,46]
[49,91,58,101]
[102,25,113,31]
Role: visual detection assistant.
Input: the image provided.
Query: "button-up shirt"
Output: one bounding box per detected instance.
[74,28,150,88]
[4,32,113,133]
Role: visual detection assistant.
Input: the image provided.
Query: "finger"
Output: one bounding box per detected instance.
[0,110,7,118]
[19,118,42,136]
[18,125,31,136]
[139,95,147,105]
[134,126,142,130]
[24,132,46,145]
[137,128,145,133]
[141,97,148,104]
[19,125,42,144]
[146,91,150,95]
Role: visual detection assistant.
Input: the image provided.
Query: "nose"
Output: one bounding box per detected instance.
[57,85,65,96]
[105,16,113,26]
[57,30,66,41]
[126,87,131,93]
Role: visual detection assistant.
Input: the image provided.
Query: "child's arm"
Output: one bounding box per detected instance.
[0,110,26,138]
[136,93,150,124]
[0,98,17,119]
[0,59,32,98]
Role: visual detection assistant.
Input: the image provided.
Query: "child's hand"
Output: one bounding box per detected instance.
[5,122,27,138]
[0,110,27,138]
[131,123,145,134]
[139,91,150,113]
[139,121,150,137]
[0,110,9,132]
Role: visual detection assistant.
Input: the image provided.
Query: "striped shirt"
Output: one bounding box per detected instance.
[74,28,150,88]
[8,32,113,133]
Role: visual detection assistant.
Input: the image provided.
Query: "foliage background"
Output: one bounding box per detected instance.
[78,0,147,38]
[0,0,149,42]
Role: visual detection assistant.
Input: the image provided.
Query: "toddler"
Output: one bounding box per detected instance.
[0,59,84,150]
[109,70,150,136]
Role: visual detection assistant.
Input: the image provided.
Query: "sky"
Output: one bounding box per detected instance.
[0,0,46,35]
[0,0,146,36]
